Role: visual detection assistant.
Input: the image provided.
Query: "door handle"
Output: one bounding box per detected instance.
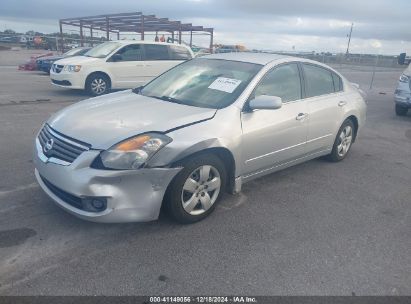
[338,101,347,107]
[296,113,308,120]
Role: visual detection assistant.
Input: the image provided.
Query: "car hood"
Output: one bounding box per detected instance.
[53,56,102,65]
[47,90,217,149]
[39,55,63,62]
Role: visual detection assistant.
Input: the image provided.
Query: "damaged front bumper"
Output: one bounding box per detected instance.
[33,138,182,223]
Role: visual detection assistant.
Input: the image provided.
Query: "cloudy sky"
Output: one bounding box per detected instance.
[0,0,410,54]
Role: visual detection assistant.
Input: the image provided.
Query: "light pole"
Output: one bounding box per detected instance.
[346,22,354,56]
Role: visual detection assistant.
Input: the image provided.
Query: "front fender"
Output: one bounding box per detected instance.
[84,68,114,85]
[147,138,230,168]
[146,107,243,176]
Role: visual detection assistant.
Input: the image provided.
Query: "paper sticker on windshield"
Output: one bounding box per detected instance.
[208,77,242,93]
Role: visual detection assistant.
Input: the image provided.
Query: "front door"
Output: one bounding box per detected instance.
[241,63,308,176]
[106,44,145,88]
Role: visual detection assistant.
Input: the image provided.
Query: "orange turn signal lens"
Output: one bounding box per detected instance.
[115,135,151,151]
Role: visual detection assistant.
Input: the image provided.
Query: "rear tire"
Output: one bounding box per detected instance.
[165,154,226,224]
[395,104,408,116]
[86,73,110,96]
[327,119,355,162]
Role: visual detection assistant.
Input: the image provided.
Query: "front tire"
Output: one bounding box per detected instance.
[395,104,408,116]
[165,154,226,224]
[327,119,355,162]
[86,73,110,96]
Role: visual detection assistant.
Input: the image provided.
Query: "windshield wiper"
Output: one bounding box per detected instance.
[132,86,143,94]
[140,93,187,105]
[144,95,185,105]
[158,95,185,105]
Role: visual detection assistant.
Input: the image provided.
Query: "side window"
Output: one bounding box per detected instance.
[331,72,343,92]
[253,63,302,102]
[169,45,192,60]
[144,44,170,60]
[303,64,335,97]
[115,44,142,61]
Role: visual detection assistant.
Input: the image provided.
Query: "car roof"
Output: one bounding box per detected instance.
[201,52,291,65]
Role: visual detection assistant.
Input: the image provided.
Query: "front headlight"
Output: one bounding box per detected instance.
[399,74,410,83]
[64,64,82,72]
[99,133,172,170]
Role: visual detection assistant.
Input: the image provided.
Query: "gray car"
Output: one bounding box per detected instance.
[394,65,411,116]
[33,53,366,224]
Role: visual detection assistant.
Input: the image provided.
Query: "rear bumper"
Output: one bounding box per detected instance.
[394,99,411,109]
[394,96,411,108]
[394,83,411,107]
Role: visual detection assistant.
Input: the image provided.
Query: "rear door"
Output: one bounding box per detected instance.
[106,43,145,88]
[302,63,346,153]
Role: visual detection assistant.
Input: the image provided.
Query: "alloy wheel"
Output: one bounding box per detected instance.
[181,165,221,216]
[337,125,353,157]
[91,78,107,95]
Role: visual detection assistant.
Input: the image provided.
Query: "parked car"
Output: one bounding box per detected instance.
[34,53,366,224]
[36,47,91,73]
[66,43,80,49]
[194,49,211,57]
[18,52,53,71]
[0,36,13,43]
[50,41,194,96]
[215,44,246,53]
[394,64,411,116]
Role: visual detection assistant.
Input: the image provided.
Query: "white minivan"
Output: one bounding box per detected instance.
[50,41,194,96]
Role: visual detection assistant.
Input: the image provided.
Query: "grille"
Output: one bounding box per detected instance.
[52,64,64,73]
[40,175,107,212]
[40,175,83,210]
[38,124,90,164]
[51,79,71,86]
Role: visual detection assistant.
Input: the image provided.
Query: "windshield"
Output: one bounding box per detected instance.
[84,42,121,58]
[140,58,262,109]
[64,48,83,56]
[64,48,90,56]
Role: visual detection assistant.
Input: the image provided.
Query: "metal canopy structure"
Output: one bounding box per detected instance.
[59,11,214,51]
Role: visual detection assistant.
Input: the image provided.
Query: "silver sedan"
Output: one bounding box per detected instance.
[33,53,366,223]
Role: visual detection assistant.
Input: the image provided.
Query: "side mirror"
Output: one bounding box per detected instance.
[110,54,122,62]
[248,95,282,110]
